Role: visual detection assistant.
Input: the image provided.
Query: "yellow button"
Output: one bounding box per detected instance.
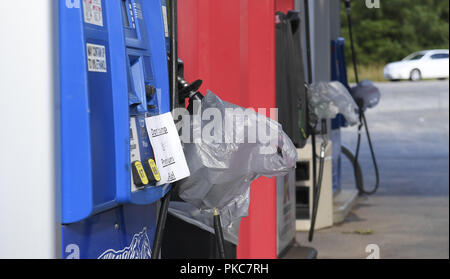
[132,161,149,186]
[147,159,161,182]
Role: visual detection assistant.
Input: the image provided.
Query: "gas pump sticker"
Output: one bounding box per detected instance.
[86,43,107,73]
[83,0,103,27]
[98,227,152,259]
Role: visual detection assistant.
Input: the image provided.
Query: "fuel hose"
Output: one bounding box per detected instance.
[213,208,227,259]
[151,190,172,259]
[345,0,380,195]
[151,0,179,259]
[308,120,328,242]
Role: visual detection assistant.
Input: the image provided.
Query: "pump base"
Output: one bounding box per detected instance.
[279,242,318,259]
[333,189,359,224]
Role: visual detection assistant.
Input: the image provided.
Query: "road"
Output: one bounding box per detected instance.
[296,80,449,259]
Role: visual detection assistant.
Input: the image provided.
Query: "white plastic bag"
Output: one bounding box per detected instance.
[307,81,359,126]
[171,91,297,244]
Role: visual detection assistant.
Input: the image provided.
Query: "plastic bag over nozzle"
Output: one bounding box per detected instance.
[170,91,297,244]
[351,79,381,111]
[307,81,360,126]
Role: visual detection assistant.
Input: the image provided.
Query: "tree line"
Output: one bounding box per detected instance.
[340,0,449,65]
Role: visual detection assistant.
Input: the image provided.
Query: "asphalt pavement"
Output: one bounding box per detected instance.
[296,80,449,259]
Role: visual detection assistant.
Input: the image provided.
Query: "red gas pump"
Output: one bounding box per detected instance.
[178,0,305,259]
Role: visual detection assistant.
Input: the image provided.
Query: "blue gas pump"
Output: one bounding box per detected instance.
[59,0,171,259]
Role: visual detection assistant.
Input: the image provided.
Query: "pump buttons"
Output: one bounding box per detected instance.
[132,159,161,188]
[144,159,161,184]
[132,161,149,187]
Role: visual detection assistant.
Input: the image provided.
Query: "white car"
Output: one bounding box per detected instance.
[383,49,449,81]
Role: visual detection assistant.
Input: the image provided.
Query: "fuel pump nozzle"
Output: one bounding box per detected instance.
[177,60,204,114]
[176,60,227,259]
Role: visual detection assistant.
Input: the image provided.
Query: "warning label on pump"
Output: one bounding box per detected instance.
[83,0,103,27]
[145,113,190,186]
[86,43,107,73]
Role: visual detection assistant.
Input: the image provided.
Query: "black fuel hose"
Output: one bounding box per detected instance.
[151,190,172,259]
[345,0,359,85]
[151,0,178,259]
[308,144,325,242]
[303,0,327,242]
[345,0,380,195]
[354,112,380,195]
[213,208,227,259]
[308,120,327,242]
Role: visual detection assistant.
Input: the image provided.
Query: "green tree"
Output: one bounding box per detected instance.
[341,0,449,66]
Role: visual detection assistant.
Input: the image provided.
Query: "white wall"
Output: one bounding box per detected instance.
[0,0,59,258]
